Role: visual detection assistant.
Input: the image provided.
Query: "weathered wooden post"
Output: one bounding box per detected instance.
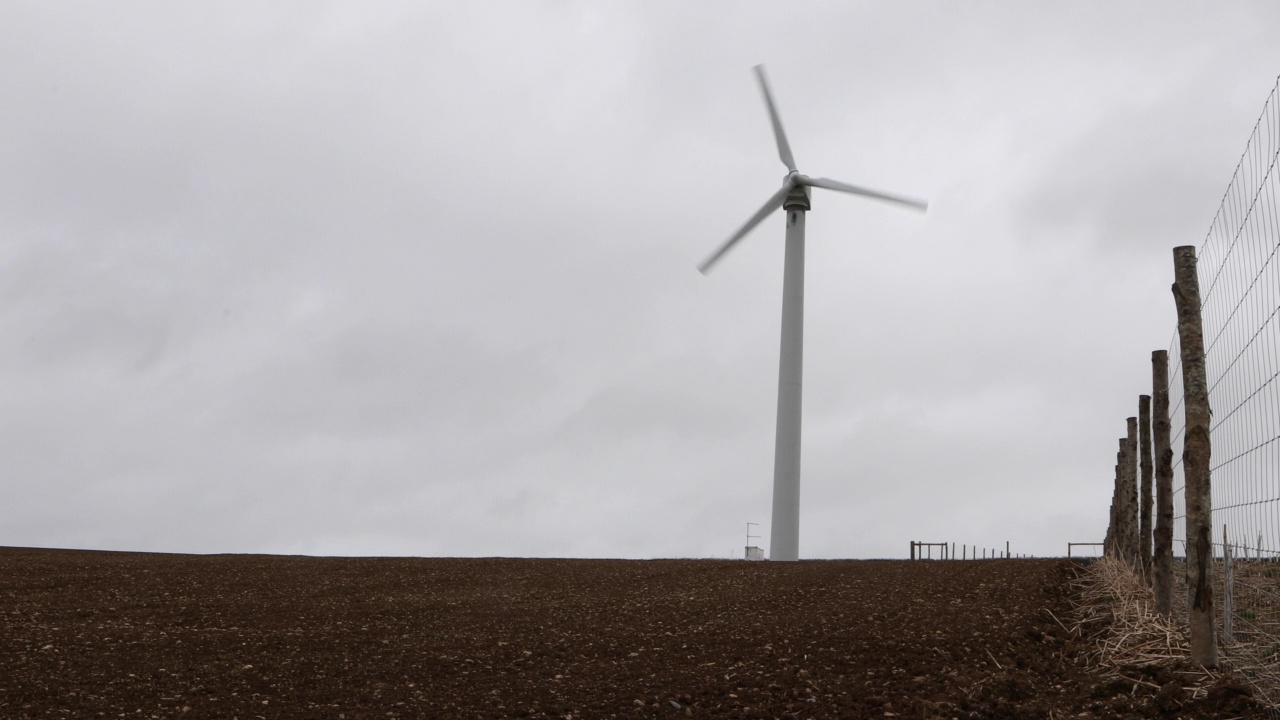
[1104,495,1113,557]
[1116,438,1130,563]
[1153,349,1174,616]
[1139,395,1153,575]
[1223,525,1234,644]
[1173,245,1217,667]
[1108,452,1123,559]
[1126,416,1139,568]
[910,541,916,561]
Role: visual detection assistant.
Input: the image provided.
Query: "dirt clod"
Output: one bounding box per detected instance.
[1155,680,1187,713]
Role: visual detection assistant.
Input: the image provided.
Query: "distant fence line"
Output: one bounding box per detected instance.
[908,541,1026,560]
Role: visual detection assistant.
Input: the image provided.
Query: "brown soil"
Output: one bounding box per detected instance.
[0,548,1263,718]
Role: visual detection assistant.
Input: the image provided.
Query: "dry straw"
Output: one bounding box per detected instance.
[1070,557,1221,699]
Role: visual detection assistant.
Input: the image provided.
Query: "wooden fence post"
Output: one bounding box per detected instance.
[1117,443,1126,561]
[1139,395,1153,575]
[1103,517,1111,558]
[1108,451,1123,559]
[1173,245,1217,667]
[1104,502,1112,558]
[1153,350,1174,616]
[1125,417,1139,568]
[1223,525,1234,644]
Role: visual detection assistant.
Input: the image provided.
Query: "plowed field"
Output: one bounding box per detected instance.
[0,549,1261,718]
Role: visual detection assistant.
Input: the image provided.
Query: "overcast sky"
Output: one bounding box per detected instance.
[2,2,1279,559]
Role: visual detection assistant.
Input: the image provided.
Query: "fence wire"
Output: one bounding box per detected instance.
[1165,76,1280,704]
[1171,77,1280,553]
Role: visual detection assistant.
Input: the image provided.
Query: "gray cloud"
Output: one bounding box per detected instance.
[2,2,1279,559]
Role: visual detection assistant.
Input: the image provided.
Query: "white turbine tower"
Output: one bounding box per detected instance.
[699,65,927,562]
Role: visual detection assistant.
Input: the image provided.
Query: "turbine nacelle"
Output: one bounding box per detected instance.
[782,176,811,212]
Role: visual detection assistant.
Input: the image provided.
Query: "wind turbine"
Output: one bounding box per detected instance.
[699,65,927,562]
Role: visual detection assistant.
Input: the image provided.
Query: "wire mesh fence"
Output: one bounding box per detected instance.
[1171,77,1280,560]
[1164,75,1280,702]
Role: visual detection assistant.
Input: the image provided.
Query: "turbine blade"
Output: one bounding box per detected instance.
[698,185,791,274]
[801,176,928,211]
[754,65,797,173]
